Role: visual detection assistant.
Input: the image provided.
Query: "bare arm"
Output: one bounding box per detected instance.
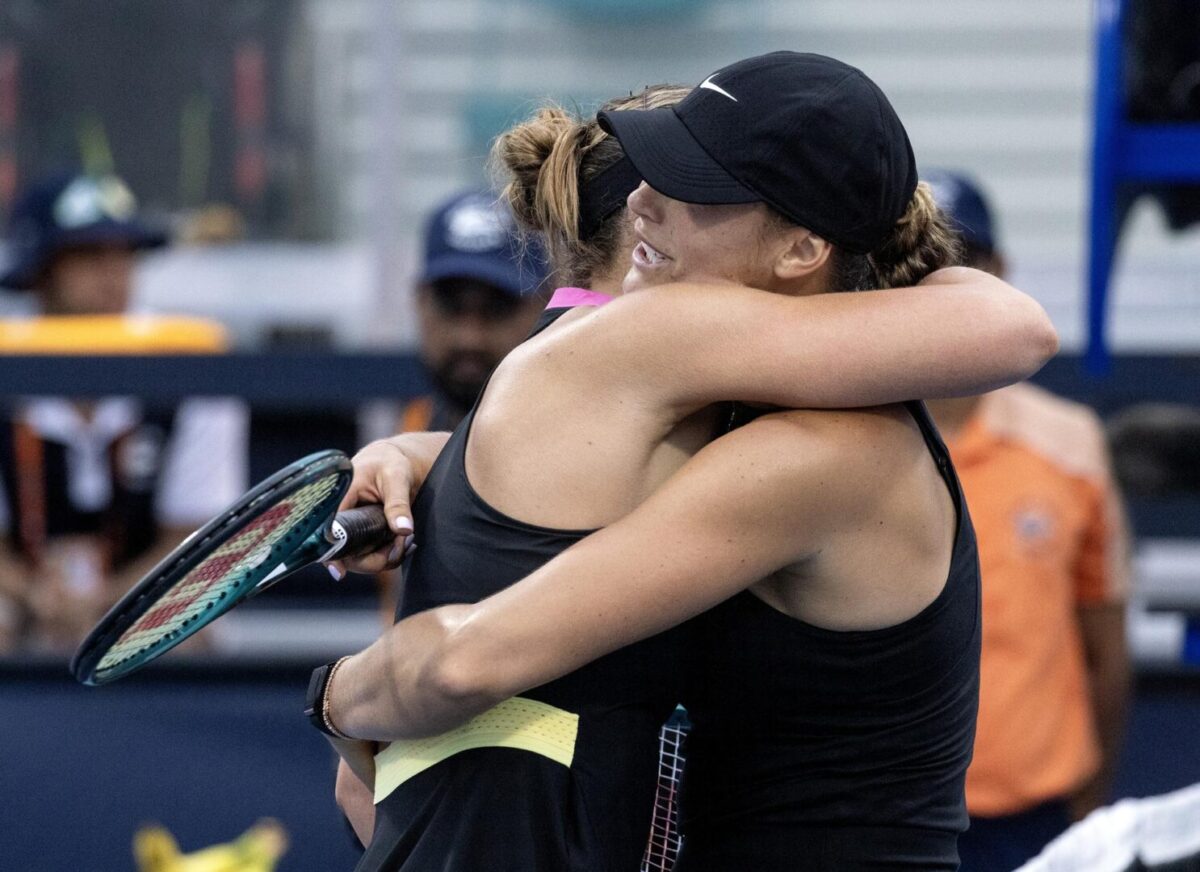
[335,757,376,846]
[1071,602,1131,818]
[569,267,1057,412]
[327,414,866,740]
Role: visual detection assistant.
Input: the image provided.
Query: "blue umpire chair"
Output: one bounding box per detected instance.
[1088,0,1200,374]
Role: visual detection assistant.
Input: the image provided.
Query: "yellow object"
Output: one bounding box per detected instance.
[374,696,579,804]
[133,819,288,872]
[0,315,229,354]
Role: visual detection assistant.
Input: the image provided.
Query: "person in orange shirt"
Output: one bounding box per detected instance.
[925,171,1133,872]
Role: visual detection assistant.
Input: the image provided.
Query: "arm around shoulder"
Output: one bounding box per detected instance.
[567,269,1058,414]
[326,412,858,740]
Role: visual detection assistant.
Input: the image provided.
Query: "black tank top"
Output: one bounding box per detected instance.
[675,401,981,872]
[358,304,689,872]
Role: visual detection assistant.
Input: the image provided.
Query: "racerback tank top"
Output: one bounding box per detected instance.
[675,401,981,872]
[358,295,690,872]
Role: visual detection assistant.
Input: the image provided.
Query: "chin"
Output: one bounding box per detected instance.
[622,266,669,294]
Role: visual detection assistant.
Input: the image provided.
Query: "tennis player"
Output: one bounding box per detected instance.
[315,53,1057,871]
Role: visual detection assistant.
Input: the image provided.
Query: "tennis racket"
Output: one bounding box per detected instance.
[71,449,392,686]
[641,706,690,872]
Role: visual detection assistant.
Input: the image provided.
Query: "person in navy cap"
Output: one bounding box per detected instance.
[0,171,248,652]
[363,190,549,621]
[397,189,549,434]
[0,170,167,311]
[922,170,1004,278]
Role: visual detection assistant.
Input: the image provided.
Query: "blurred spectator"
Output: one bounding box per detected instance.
[924,170,1134,872]
[364,189,547,618]
[393,189,548,433]
[0,170,248,652]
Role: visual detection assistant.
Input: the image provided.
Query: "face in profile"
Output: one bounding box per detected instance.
[417,277,543,410]
[621,182,782,294]
[43,244,138,315]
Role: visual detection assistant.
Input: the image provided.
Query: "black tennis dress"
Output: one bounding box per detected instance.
[357,301,689,872]
[675,401,981,872]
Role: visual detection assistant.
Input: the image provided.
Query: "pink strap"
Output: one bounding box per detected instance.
[546,287,614,309]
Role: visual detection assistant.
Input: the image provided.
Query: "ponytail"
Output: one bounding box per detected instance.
[490,85,691,287]
[831,182,963,292]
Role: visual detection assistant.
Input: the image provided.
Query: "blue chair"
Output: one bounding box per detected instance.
[1088,0,1200,373]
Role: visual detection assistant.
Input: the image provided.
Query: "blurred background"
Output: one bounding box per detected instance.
[1,0,1199,870]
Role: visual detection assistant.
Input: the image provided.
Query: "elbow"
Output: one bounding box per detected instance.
[998,290,1058,379]
[1022,299,1060,374]
[420,609,510,712]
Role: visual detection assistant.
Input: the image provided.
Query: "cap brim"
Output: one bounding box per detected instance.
[0,222,168,290]
[422,253,543,297]
[599,106,758,206]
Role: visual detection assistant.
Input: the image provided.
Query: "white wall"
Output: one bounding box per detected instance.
[301,0,1200,352]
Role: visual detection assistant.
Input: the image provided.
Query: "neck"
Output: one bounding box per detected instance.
[926,395,984,440]
[584,263,627,297]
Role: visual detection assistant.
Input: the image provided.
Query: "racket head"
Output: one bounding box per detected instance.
[71,449,353,686]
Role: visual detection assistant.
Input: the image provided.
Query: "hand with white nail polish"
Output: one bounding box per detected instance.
[330,431,449,575]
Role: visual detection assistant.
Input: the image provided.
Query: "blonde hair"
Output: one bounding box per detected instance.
[491,85,691,287]
[830,182,963,291]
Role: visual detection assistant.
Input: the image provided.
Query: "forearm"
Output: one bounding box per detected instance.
[603,269,1058,413]
[327,603,502,741]
[0,543,31,601]
[1087,645,1131,791]
[1074,603,1132,812]
[334,756,376,847]
[327,418,821,744]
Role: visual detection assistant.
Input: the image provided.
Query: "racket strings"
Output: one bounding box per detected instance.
[94,472,343,673]
[641,713,689,872]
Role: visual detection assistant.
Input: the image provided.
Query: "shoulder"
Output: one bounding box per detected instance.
[702,406,917,501]
[981,383,1111,482]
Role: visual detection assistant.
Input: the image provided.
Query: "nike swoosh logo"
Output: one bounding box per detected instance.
[699,76,738,102]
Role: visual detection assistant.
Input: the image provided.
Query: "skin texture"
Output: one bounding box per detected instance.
[41,245,137,314]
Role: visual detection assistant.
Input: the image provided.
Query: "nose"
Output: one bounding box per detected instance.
[626,181,662,223]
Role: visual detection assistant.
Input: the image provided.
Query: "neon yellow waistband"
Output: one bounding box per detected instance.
[373,696,579,804]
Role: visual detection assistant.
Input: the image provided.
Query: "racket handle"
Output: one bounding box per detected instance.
[330,505,394,558]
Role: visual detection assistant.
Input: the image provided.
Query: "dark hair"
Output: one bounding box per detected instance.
[825,182,963,291]
[490,84,691,287]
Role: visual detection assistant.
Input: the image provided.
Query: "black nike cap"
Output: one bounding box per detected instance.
[598,51,918,254]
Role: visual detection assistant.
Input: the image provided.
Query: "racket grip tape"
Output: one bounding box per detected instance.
[331,505,394,558]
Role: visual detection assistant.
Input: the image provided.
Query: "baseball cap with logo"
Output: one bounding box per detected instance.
[421,190,549,296]
[1,171,168,290]
[599,51,918,254]
[922,170,997,255]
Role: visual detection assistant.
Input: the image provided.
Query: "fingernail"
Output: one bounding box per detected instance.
[404,542,418,557]
[387,543,403,564]
[327,564,344,582]
[393,516,412,533]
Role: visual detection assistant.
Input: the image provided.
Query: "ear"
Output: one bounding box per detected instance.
[772,227,832,282]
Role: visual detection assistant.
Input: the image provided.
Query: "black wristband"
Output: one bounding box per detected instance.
[305,657,350,738]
